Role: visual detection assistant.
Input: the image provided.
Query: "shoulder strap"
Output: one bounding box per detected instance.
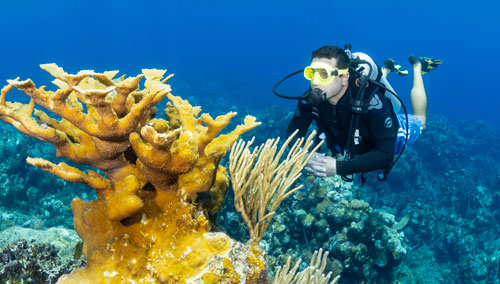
[341,76,383,185]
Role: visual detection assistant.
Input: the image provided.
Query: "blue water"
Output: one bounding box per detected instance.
[1,0,499,129]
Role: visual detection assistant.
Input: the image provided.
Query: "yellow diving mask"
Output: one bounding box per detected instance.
[303,62,349,86]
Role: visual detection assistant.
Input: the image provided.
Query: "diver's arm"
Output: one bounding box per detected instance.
[286,100,314,140]
[335,138,394,175]
[306,124,395,176]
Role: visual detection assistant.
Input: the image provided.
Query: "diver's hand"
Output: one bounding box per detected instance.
[304,153,337,178]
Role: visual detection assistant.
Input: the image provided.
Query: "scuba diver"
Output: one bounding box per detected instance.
[275,45,442,183]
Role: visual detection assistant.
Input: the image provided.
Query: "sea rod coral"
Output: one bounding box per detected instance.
[0,64,264,283]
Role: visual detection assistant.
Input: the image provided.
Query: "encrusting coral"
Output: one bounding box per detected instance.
[0,64,264,283]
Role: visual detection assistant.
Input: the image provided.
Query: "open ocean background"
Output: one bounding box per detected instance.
[1,0,499,129]
[1,1,500,283]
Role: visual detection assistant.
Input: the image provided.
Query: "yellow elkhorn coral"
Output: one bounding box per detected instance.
[0,64,264,283]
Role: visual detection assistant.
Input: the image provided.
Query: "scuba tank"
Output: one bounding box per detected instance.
[347,47,402,113]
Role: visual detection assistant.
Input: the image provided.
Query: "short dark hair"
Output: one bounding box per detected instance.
[311,46,350,69]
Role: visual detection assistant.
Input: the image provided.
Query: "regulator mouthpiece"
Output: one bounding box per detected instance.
[305,88,325,107]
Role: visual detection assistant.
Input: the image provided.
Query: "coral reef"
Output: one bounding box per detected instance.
[360,117,500,283]
[0,226,84,283]
[261,176,408,283]
[219,173,408,283]
[2,65,500,284]
[0,64,264,283]
[0,226,81,262]
[0,239,83,284]
[0,124,92,230]
[216,113,500,284]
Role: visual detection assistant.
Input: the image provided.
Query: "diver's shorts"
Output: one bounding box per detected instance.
[394,114,423,154]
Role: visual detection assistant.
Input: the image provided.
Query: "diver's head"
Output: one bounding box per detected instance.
[311,45,351,68]
[305,46,350,105]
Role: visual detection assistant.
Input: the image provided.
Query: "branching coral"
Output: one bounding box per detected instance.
[0,64,263,283]
[229,130,321,243]
[273,249,340,284]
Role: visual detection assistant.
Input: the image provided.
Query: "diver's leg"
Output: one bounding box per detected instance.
[380,58,402,112]
[410,62,427,131]
[382,66,390,79]
[382,59,391,79]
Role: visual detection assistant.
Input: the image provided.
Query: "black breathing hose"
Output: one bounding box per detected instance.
[272,69,305,100]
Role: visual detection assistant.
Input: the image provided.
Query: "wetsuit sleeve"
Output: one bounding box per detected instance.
[286,101,314,141]
[336,94,397,175]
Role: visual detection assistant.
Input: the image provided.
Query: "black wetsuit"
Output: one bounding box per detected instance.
[286,83,399,175]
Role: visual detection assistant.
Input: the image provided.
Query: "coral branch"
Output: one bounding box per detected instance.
[273,249,340,284]
[229,130,322,243]
[26,157,110,191]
